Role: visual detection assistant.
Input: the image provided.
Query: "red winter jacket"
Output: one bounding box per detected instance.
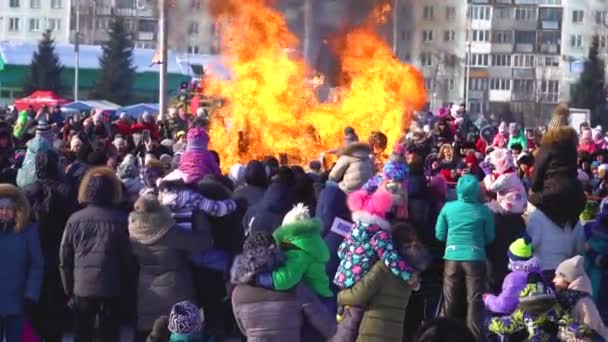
[113,120,132,137]
[131,122,160,140]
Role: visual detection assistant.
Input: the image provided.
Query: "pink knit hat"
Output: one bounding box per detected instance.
[186,127,210,152]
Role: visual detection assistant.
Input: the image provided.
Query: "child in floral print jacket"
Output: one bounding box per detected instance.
[334,189,415,288]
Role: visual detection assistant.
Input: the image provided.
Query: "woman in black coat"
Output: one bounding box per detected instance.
[529,125,586,227]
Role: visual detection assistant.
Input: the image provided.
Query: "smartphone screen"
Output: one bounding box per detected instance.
[142,129,151,143]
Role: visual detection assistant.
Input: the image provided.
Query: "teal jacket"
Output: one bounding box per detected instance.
[508,130,527,150]
[435,174,495,261]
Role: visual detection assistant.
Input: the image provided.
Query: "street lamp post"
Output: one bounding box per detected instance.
[74,0,80,101]
[158,0,168,121]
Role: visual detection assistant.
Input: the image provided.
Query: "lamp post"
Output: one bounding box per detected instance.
[158,0,168,121]
[74,0,80,101]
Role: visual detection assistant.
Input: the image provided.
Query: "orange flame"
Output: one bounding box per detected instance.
[207,0,426,169]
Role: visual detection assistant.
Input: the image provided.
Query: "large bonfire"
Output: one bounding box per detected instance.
[206,0,427,168]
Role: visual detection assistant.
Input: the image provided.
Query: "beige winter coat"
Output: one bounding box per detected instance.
[329,143,375,194]
[568,274,608,341]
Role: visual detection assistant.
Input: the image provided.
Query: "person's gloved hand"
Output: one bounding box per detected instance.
[479,161,493,176]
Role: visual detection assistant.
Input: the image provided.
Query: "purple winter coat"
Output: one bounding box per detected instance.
[484,257,541,314]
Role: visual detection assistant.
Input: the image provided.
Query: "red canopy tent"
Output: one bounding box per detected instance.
[14,91,70,111]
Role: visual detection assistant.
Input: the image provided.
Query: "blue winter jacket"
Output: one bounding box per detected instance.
[0,223,44,315]
[435,174,495,261]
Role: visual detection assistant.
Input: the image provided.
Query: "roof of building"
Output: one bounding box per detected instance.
[0,41,231,79]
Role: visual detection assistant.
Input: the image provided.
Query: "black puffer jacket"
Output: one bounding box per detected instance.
[59,167,134,297]
[529,127,586,227]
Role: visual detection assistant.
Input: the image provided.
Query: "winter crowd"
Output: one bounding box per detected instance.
[0,101,607,342]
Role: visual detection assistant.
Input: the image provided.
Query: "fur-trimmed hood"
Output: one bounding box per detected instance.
[351,211,391,231]
[541,126,578,147]
[0,184,30,232]
[339,142,372,159]
[78,166,123,206]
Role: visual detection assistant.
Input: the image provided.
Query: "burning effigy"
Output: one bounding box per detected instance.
[205,0,427,168]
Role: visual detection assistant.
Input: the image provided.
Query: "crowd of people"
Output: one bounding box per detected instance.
[0,100,607,342]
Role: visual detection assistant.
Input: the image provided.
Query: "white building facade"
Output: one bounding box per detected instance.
[0,0,72,43]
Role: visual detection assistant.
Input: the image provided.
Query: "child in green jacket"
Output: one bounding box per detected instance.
[254,203,333,298]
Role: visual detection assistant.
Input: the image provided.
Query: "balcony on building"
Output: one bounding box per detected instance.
[494,0,512,4]
[514,43,534,53]
[539,43,560,54]
[138,31,155,41]
[514,0,537,4]
[489,90,512,102]
[468,90,485,100]
[538,7,562,30]
[512,92,535,102]
[512,68,536,78]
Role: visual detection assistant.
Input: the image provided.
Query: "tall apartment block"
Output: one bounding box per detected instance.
[397,0,608,126]
[70,0,217,54]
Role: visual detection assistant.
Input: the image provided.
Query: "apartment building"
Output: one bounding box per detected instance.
[71,0,218,54]
[0,0,71,43]
[561,0,608,104]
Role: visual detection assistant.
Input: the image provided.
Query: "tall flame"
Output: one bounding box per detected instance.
[207,0,427,168]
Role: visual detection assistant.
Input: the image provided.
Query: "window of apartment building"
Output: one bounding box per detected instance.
[596,11,608,25]
[30,0,40,9]
[444,54,457,67]
[469,53,489,67]
[8,18,20,31]
[469,78,488,91]
[51,0,62,9]
[9,0,19,8]
[188,45,200,54]
[403,54,411,62]
[424,78,433,91]
[515,7,536,21]
[401,31,412,41]
[117,0,135,8]
[495,7,511,19]
[420,53,433,66]
[444,30,455,42]
[572,10,584,23]
[468,6,491,20]
[592,35,607,49]
[29,18,41,32]
[538,55,560,67]
[492,54,511,67]
[493,31,513,44]
[96,18,109,30]
[514,31,536,44]
[188,22,199,35]
[513,79,535,93]
[191,0,201,8]
[539,8,561,22]
[47,19,61,31]
[539,0,561,4]
[513,55,535,67]
[446,7,456,20]
[423,6,434,20]
[138,20,156,32]
[490,79,511,90]
[422,30,434,42]
[541,80,559,93]
[570,34,583,48]
[448,78,455,91]
[472,30,490,42]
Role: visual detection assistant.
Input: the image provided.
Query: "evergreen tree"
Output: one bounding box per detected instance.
[23,30,63,95]
[92,17,136,105]
[570,35,608,127]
